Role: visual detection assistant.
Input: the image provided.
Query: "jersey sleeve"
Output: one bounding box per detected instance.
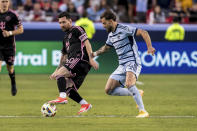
[73,26,88,43]
[61,41,67,55]
[124,25,137,37]
[12,11,22,27]
[105,35,113,47]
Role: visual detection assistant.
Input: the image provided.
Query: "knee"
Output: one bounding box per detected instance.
[8,69,14,74]
[7,65,14,74]
[56,75,65,80]
[125,82,135,88]
[105,88,110,95]
[105,87,112,95]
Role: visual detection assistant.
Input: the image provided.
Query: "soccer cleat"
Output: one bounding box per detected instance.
[78,104,92,114]
[136,89,144,109]
[136,110,149,118]
[48,97,68,104]
[11,84,17,96]
[139,89,144,97]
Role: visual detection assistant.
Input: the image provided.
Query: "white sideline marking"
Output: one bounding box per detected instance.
[0,115,196,118]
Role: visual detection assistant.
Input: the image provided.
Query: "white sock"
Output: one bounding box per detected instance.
[59,92,67,98]
[79,99,88,105]
[128,85,145,111]
[109,87,132,96]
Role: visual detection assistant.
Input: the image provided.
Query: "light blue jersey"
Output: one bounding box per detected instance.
[107,24,142,81]
[106,24,141,66]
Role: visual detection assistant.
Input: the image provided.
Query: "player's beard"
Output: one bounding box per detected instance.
[106,26,113,33]
[0,6,8,12]
[61,27,69,32]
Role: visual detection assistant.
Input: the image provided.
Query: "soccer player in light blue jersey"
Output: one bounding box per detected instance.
[92,10,156,118]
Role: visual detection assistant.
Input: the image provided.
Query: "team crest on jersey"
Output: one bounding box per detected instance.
[111,38,115,42]
[68,33,72,39]
[118,35,120,39]
[5,16,11,21]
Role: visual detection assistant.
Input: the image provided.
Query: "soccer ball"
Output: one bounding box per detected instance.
[41,103,57,117]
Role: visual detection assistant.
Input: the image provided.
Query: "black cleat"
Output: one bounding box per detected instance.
[11,84,17,96]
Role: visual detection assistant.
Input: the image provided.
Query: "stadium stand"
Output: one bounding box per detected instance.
[11,0,197,23]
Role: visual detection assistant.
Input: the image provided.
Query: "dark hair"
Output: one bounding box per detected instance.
[82,11,88,17]
[100,10,116,21]
[58,12,71,19]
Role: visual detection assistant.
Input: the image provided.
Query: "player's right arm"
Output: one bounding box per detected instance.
[92,44,111,57]
[50,53,67,80]
[56,40,68,70]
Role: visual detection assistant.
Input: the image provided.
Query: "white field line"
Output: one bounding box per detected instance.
[0,115,196,118]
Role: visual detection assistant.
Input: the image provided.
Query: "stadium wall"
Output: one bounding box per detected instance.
[1,23,197,74]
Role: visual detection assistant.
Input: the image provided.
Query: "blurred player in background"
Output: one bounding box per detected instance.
[49,12,98,114]
[92,10,156,118]
[75,11,95,39]
[0,0,24,96]
[165,17,185,41]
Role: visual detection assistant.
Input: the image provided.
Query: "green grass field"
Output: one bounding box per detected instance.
[0,74,197,131]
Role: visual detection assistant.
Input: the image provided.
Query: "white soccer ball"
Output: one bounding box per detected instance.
[41,103,57,117]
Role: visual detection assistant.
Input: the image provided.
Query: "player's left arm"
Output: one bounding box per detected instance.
[84,40,99,70]
[136,29,156,56]
[11,24,24,36]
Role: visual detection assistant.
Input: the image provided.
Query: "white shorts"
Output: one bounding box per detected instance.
[109,62,142,87]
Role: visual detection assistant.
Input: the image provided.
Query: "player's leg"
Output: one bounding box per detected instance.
[3,48,17,96]
[66,62,92,114]
[105,65,131,96]
[105,77,131,96]
[48,78,71,104]
[48,66,72,104]
[4,49,17,96]
[0,49,4,72]
[126,71,149,118]
[0,61,2,72]
[66,82,92,114]
[6,64,17,96]
[126,71,144,110]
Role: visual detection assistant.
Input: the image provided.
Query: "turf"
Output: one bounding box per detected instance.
[0,74,197,131]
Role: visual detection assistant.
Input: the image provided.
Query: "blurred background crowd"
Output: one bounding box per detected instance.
[10,0,197,24]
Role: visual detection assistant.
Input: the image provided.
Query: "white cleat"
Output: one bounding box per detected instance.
[136,110,149,118]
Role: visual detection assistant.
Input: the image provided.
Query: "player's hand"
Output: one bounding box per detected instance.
[147,47,156,56]
[50,70,57,80]
[90,59,99,70]
[91,52,97,58]
[2,30,10,37]
[50,73,56,80]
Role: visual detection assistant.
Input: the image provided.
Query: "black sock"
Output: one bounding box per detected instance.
[9,71,16,86]
[57,77,66,92]
[66,87,82,103]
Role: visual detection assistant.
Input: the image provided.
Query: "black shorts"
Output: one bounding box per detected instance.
[0,48,15,65]
[64,59,91,89]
